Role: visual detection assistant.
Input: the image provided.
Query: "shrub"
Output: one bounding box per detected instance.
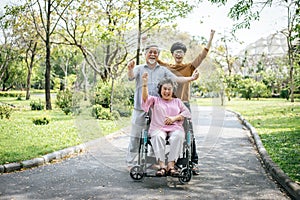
[0,92,24,98]
[90,82,111,108]
[92,104,116,120]
[56,89,73,115]
[30,100,44,110]
[237,78,269,100]
[0,105,13,119]
[32,116,50,125]
[90,81,134,117]
[56,89,84,115]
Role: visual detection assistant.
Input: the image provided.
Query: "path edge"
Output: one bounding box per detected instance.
[228,109,300,200]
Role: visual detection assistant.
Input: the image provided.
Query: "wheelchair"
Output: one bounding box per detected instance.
[129,113,194,184]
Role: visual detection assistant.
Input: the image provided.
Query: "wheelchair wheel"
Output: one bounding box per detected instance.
[130,166,144,181]
[178,167,192,184]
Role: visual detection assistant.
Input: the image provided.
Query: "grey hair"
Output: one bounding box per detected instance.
[145,44,160,54]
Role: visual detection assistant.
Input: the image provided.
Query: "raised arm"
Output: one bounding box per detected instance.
[191,29,215,68]
[157,58,170,68]
[174,70,199,83]
[127,60,135,80]
[142,72,148,102]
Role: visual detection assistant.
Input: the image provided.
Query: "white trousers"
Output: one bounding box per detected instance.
[150,129,184,163]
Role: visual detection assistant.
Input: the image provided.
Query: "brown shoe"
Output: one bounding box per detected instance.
[168,167,179,176]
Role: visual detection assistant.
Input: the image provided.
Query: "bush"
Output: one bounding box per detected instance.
[90,82,111,108]
[32,116,50,125]
[90,81,134,117]
[0,105,13,119]
[237,78,269,100]
[280,89,289,99]
[56,89,84,115]
[0,91,24,98]
[92,104,116,120]
[30,100,44,110]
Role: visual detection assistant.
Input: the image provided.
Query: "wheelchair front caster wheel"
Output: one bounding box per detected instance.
[178,167,192,184]
[130,166,144,181]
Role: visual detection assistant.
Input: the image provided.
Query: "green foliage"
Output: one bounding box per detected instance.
[0,105,13,119]
[91,81,134,117]
[280,89,289,99]
[0,91,25,98]
[237,78,269,100]
[30,100,44,110]
[92,104,116,120]
[56,89,72,115]
[56,89,84,115]
[32,116,50,125]
[91,82,111,108]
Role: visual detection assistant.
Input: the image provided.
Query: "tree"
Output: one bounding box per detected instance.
[133,0,195,64]
[279,0,299,102]
[211,31,241,101]
[208,0,300,102]
[13,11,42,100]
[0,6,29,91]
[28,0,75,110]
[58,0,195,112]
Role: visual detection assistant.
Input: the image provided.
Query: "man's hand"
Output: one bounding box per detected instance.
[127,60,135,70]
[191,69,199,81]
[211,29,216,37]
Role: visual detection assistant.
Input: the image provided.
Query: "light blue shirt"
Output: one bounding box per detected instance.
[129,64,176,110]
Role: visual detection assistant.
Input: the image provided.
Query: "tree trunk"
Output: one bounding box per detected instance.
[110,79,114,113]
[136,0,142,65]
[26,42,37,100]
[81,61,88,101]
[45,0,52,110]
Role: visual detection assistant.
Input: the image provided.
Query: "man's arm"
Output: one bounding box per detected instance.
[157,59,171,68]
[127,60,135,80]
[191,29,215,68]
[174,70,199,83]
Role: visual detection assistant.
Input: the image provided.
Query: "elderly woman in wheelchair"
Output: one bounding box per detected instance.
[141,72,191,177]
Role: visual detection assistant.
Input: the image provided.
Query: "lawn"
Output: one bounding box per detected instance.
[0,95,130,165]
[192,97,300,183]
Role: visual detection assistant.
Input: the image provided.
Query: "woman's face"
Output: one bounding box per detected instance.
[160,83,173,100]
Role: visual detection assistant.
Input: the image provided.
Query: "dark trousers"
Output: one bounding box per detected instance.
[183,102,198,164]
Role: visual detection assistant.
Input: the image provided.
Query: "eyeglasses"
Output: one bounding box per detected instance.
[173,49,185,55]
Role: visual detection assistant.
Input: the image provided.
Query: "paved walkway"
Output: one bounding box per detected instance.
[0,106,292,199]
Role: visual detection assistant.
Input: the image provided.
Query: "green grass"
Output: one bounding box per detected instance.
[0,96,131,165]
[193,97,300,183]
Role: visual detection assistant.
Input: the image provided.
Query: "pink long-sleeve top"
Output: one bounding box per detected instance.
[141,96,191,135]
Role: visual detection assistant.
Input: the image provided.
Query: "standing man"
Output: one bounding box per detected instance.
[126,44,199,171]
[157,30,215,174]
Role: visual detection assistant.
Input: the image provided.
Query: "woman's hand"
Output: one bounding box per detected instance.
[164,116,175,125]
[142,72,148,84]
[164,115,183,125]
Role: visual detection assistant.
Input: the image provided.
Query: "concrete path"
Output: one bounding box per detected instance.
[0,106,291,199]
